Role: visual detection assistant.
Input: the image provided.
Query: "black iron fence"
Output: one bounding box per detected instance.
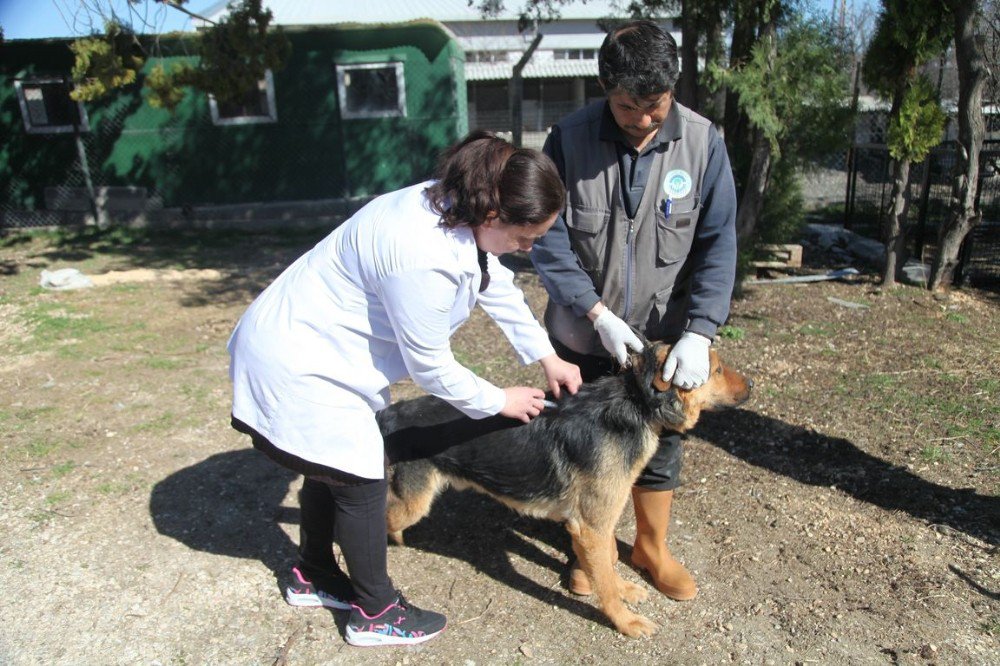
[845,140,1000,288]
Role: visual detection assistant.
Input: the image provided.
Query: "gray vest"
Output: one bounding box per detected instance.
[545,100,716,356]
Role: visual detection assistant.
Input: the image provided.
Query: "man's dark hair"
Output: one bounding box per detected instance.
[598,19,679,97]
[425,130,565,228]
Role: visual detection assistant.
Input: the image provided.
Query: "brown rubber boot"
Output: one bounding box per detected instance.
[567,535,618,596]
[629,487,697,601]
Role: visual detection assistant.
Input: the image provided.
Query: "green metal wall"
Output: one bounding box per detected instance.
[0,21,467,215]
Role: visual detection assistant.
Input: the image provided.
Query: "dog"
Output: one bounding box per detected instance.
[378,342,752,637]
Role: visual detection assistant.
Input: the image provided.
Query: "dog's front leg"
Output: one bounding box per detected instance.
[568,520,658,638]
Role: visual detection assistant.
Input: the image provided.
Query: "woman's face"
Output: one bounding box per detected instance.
[474,212,558,255]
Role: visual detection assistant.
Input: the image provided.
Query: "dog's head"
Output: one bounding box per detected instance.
[628,341,753,433]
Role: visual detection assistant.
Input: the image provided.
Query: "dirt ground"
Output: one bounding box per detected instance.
[0,228,997,665]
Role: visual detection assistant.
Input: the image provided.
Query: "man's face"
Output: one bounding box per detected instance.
[605,88,673,148]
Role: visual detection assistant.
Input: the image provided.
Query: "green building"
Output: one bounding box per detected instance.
[0,21,468,228]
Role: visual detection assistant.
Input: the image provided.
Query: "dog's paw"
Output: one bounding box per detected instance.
[388,530,405,545]
[614,611,658,638]
[617,579,648,604]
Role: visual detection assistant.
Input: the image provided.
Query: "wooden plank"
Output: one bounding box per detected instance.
[750,243,803,269]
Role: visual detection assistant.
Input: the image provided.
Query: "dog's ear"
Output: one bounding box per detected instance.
[621,327,650,370]
[660,388,686,426]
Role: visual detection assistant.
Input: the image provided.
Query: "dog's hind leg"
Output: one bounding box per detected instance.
[567,519,658,638]
[386,461,445,545]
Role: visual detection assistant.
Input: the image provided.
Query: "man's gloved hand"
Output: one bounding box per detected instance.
[662,331,712,389]
[593,309,644,365]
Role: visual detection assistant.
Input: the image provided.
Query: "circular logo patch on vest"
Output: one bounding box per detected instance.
[663,170,693,199]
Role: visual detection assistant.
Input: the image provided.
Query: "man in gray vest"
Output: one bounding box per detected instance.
[530,19,737,601]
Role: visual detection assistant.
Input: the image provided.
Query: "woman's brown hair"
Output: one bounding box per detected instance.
[425,130,565,228]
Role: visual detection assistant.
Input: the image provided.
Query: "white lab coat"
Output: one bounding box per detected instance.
[228,181,555,479]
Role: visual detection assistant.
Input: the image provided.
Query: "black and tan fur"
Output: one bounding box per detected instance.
[378,342,752,637]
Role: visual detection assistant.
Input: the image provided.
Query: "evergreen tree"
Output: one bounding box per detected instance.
[862,0,952,287]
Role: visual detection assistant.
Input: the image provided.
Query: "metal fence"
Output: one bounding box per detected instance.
[2,99,177,229]
[1,26,467,232]
[845,140,1000,288]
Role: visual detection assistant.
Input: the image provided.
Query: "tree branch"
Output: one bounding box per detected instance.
[155,0,217,25]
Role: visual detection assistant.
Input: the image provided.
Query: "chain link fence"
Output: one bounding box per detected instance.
[3,97,176,229]
[845,137,1000,288]
[4,52,998,292]
[1,26,467,232]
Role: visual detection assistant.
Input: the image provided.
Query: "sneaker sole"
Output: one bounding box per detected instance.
[286,591,352,611]
[345,627,444,647]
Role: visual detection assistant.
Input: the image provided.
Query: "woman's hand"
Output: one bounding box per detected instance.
[538,353,582,399]
[501,387,547,423]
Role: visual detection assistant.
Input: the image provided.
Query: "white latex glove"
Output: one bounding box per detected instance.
[662,331,712,389]
[593,309,644,365]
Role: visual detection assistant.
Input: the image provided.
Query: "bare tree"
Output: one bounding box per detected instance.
[65,0,288,111]
[52,0,212,39]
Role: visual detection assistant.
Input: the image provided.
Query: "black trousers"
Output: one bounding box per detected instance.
[551,339,683,491]
[297,475,397,614]
[231,417,397,614]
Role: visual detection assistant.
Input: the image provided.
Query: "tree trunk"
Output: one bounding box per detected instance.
[929,0,986,291]
[723,0,760,153]
[882,157,912,287]
[66,75,106,228]
[735,126,773,242]
[701,6,727,120]
[677,0,699,109]
[734,7,778,244]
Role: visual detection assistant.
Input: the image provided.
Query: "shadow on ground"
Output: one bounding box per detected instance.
[5,227,327,308]
[147,447,617,628]
[148,406,998,628]
[149,449,300,585]
[389,410,998,612]
[693,408,1000,547]
[386,489,616,626]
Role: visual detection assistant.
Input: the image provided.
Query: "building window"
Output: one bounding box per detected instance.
[553,49,597,61]
[14,79,89,134]
[209,70,277,126]
[335,62,406,119]
[465,51,509,64]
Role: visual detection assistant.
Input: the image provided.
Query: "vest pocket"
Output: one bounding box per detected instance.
[564,205,611,271]
[655,196,700,265]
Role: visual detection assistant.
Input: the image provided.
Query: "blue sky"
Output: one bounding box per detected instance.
[0,0,217,40]
[1,0,879,41]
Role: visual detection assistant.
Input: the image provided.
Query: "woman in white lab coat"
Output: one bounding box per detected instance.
[228,131,581,647]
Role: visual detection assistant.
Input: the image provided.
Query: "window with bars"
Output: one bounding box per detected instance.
[209,70,277,126]
[14,79,89,134]
[552,49,597,61]
[335,62,406,119]
[465,51,510,64]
